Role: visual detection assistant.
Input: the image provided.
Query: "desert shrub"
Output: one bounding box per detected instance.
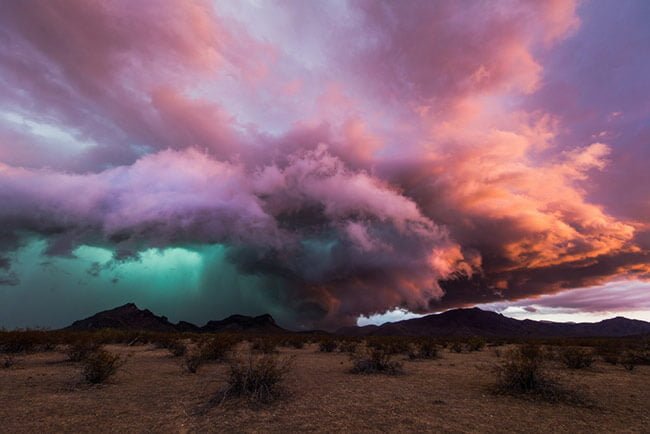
[350,346,403,375]
[601,351,619,365]
[318,340,338,353]
[38,342,58,352]
[338,340,359,354]
[81,349,123,384]
[283,338,305,349]
[199,336,236,361]
[621,353,636,371]
[559,347,594,369]
[449,342,463,353]
[66,340,102,362]
[408,341,439,360]
[370,338,410,355]
[166,340,187,358]
[494,345,546,393]
[466,337,486,352]
[219,352,293,405]
[595,345,620,365]
[183,353,203,373]
[0,332,39,353]
[251,338,278,354]
[493,344,577,403]
[2,355,15,369]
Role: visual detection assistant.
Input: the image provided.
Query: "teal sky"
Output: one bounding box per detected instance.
[0,239,293,329]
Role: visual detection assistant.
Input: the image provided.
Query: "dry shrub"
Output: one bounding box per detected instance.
[338,340,359,354]
[283,338,305,349]
[219,352,293,405]
[251,339,278,354]
[199,336,236,361]
[621,350,639,372]
[2,355,15,369]
[493,344,586,405]
[595,345,620,365]
[449,342,463,353]
[368,338,410,355]
[408,340,439,360]
[0,332,39,353]
[165,340,187,358]
[559,347,594,369]
[318,340,338,353]
[350,346,403,375]
[466,337,486,352]
[66,340,101,362]
[183,352,203,373]
[81,349,123,384]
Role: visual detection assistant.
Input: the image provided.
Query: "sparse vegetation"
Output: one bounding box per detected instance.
[251,338,278,354]
[318,339,338,352]
[493,345,549,395]
[66,340,102,362]
[165,340,187,357]
[449,342,463,353]
[493,344,586,405]
[350,346,403,375]
[2,355,15,369]
[466,337,486,352]
[183,352,203,374]
[338,340,359,354]
[218,351,293,405]
[283,337,305,349]
[408,340,439,360]
[559,347,594,369]
[81,349,123,384]
[199,336,237,361]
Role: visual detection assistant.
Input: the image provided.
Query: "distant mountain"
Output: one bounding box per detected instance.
[65,304,650,338]
[202,314,285,334]
[64,303,287,334]
[66,303,177,332]
[338,307,650,338]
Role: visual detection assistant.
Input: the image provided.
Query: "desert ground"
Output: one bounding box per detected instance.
[1,340,649,433]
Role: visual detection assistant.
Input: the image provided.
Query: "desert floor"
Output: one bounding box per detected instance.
[1,343,648,433]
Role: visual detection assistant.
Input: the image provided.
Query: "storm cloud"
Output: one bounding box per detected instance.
[0,0,648,328]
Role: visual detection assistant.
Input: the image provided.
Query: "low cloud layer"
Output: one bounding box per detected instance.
[0,0,648,328]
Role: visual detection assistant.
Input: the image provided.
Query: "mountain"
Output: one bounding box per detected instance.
[201,313,285,334]
[66,303,178,332]
[65,304,650,338]
[64,303,287,334]
[339,307,650,338]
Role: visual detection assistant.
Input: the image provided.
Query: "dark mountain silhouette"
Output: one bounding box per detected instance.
[201,314,284,334]
[64,303,287,334]
[65,303,178,332]
[64,304,650,338]
[338,307,650,338]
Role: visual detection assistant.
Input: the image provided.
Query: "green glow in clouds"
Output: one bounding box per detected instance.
[0,239,285,329]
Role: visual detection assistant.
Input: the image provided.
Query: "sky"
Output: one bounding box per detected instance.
[0,0,648,330]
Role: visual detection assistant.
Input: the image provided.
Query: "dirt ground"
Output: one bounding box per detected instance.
[1,343,648,433]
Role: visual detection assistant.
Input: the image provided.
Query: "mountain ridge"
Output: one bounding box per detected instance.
[65,303,286,334]
[340,307,650,338]
[64,303,650,338]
